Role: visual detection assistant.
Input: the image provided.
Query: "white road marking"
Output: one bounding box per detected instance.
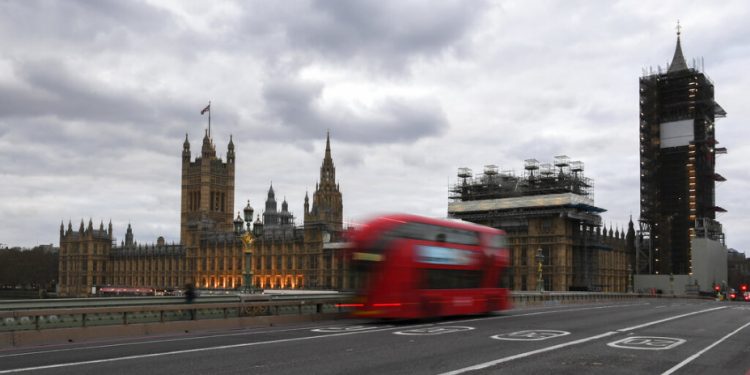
[0,325,413,374]
[491,330,570,341]
[0,304,637,360]
[617,306,726,332]
[607,336,685,350]
[438,331,620,375]
[0,301,726,374]
[444,302,650,324]
[0,324,346,359]
[660,320,750,375]
[394,326,474,336]
[440,304,729,374]
[311,325,388,333]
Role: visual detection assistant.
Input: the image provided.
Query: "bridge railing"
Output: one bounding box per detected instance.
[0,295,347,332]
[0,292,696,333]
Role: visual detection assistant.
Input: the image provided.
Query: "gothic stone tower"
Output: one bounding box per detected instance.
[304,132,343,232]
[181,131,236,247]
[58,219,113,297]
[639,27,726,275]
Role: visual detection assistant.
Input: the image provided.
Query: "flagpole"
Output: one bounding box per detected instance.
[208,100,211,139]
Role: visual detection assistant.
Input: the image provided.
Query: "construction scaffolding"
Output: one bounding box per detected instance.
[450,156,593,203]
[638,33,726,275]
[448,157,631,292]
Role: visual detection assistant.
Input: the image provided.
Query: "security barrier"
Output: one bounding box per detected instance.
[0,292,702,348]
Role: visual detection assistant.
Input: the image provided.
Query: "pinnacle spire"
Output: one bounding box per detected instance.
[668,20,689,73]
[326,130,331,153]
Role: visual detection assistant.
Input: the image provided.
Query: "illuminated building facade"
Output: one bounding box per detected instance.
[58,130,345,297]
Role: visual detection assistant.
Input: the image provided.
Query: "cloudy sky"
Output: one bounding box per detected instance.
[1,0,748,254]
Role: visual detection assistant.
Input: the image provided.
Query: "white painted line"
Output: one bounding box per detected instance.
[0,304,646,360]
[311,324,389,333]
[394,326,474,336]
[440,304,729,374]
[491,330,570,341]
[0,325,412,374]
[0,324,341,359]
[607,336,685,350]
[617,306,726,332]
[447,302,650,324]
[660,320,750,375]
[438,331,619,375]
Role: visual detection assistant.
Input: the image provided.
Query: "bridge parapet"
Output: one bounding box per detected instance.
[0,292,704,348]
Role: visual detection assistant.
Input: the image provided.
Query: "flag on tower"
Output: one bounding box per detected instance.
[201,103,210,115]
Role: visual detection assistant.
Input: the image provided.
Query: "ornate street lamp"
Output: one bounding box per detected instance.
[240,200,256,293]
[535,247,545,292]
[243,200,254,233]
[233,212,244,234]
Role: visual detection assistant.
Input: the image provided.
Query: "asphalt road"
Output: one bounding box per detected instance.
[1,299,749,374]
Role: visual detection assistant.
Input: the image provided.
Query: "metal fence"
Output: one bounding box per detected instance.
[0,292,691,333]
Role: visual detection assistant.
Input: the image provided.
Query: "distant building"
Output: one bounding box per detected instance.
[448,158,633,292]
[250,133,346,289]
[637,26,727,276]
[58,129,346,297]
[728,249,750,288]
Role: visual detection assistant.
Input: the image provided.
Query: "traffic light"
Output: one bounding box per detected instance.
[741,284,748,292]
[714,285,721,292]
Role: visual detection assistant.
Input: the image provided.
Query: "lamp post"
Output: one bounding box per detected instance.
[233,212,244,235]
[243,200,254,233]
[627,264,633,293]
[241,201,255,293]
[535,247,545,292]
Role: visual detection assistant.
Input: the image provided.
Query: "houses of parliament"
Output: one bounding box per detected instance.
[57,127,346,297]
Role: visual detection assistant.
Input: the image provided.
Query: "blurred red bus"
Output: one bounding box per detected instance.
[344,214,510,319]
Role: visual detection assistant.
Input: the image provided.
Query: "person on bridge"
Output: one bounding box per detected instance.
[184,283,196,319]
[185,283,196,303]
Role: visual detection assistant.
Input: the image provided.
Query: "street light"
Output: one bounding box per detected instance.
[233,212,244,234]
[535,247,545,292]
[243,200,254,233]
[240,201,256,294]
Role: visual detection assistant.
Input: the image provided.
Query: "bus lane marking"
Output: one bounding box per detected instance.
[311,325,389,333]
[438,331,620,375]
[394,326,474,336]
[607,336,685,350]
[617,306,726,332]
[491,330,570,341]
[0,325,414,374]
[661,320,750,375]
[439,305,729,375]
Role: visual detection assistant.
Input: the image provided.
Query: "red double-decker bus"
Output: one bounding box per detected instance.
[345,214,510,319]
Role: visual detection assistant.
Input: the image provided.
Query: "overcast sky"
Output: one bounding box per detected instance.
[1,0,748,255]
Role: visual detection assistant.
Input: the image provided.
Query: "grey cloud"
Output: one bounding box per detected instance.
[1,59,170,125]
[0,57,233,150]
[0,1,173,48]
[261,77,449,144]
[236,0,488,72]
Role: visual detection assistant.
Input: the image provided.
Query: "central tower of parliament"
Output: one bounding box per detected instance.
[58,127,345,297]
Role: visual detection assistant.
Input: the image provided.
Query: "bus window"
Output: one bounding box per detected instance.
[489,234,508,249]
[423,269,482,289]
[392,222,479,246]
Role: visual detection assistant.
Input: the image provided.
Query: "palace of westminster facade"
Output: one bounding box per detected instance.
[58,129,345,297]
[58,123,633,297]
